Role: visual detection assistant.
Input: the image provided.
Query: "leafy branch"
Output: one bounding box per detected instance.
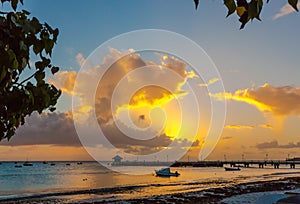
[194,0,299,29]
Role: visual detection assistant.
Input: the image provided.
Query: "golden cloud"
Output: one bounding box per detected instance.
[259,124,273,129]
[50,71,77,95]
[225,125,254,130]
[50,48,200,155]
[212,84,300,116]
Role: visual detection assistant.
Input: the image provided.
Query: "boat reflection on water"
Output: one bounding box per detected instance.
[155,167,180,177]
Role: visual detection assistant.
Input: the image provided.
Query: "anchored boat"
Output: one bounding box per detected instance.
[155,167,180,177]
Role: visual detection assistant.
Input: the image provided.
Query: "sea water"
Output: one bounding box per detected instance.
[0,161,299,202]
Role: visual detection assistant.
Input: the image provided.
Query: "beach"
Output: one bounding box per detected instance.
[0,177,300,203]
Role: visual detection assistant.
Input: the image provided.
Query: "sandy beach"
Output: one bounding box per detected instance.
[1,177,299,204]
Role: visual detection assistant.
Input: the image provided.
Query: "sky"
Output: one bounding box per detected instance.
[0,0,300,161]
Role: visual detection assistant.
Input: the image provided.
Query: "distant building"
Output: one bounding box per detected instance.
[112,155,123,166]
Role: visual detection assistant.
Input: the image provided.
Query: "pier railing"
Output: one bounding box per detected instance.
[110,159,299,169]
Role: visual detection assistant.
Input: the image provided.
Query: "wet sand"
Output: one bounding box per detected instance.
[1,177,300,203]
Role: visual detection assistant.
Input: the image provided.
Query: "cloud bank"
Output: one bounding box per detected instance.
[0,112,81,146]
[256,140,300,149]
[7,48,201,158]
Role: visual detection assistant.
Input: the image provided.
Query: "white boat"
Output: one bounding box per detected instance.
[225,167,241,171]
[155,167,180,177]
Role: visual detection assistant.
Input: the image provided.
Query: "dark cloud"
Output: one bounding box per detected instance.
[0,112,81,146]
[256,140,300,149]
[0,112,196,156]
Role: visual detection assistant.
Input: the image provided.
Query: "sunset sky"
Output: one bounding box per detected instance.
[1,0,300,161]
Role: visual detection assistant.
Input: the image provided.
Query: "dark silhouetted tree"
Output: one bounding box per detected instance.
[0,0,61,140]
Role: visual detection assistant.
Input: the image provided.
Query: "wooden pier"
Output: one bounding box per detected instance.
[171,159,300,169]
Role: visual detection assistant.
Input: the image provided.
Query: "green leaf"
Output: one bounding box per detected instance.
[248,0,258,20]
[34,71,45,84]
[33,40,43,54]
[6,129,15,140]
[12,59,19,69]
[288,0,299,11]
[21,57,27,68]
[194,0,199,9]
[51,66,59,74]
[224,0,236,17]
[239,10,249,29]
[27,90,34,105]
[236,6,246,17]
[53,28,59,42]
[11,0,18,11]
[44,39,54,55]
[31,17,42,33]
[19,40,27,51]
[22,10,30,15]
[0,68,7,82]
[257,0,263,20]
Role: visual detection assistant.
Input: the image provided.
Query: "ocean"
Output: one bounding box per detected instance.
[0,161,300,202]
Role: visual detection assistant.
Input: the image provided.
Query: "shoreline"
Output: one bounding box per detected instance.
[123,177,300,203]
[1,177,300,203]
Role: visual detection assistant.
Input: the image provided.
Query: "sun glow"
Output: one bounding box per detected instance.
[114,86,184,139]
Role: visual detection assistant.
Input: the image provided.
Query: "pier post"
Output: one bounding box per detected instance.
[259,163,264,168]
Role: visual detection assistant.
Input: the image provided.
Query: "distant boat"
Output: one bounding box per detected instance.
[225,167,240,171]
[155,167,180,177]
[43,161,48,164]
[77,162,82,165]
[23,161,33,166]
[66,163,71,166]
[15,165,22,168]
[50,163,55,166]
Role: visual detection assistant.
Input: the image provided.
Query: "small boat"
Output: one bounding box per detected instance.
[66,163,71,166]
[225,167,240,171]
[43,161,48,164]
[77,162,82,165]
[15,165,22,168]
[23,161,33,166]
[155,167,180,177]
[50,163,56,166]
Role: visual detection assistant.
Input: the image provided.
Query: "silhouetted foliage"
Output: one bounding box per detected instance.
[0,0,61,140]
[194,0,299,29]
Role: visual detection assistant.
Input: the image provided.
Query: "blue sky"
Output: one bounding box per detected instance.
[22,0,299,91]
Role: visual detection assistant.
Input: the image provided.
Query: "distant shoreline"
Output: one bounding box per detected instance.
[1,176,300,203]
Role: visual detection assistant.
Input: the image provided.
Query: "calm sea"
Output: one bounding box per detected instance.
[0,161,300,202]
